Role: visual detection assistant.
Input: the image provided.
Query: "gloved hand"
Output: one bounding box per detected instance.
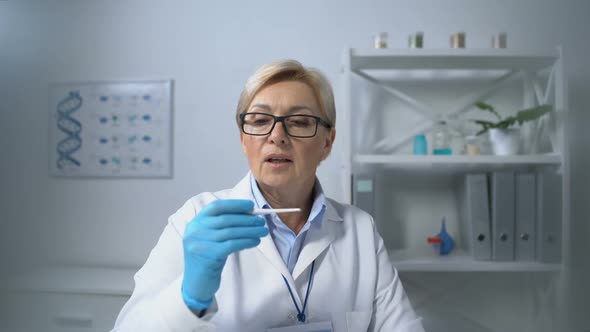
[181,199,268,311]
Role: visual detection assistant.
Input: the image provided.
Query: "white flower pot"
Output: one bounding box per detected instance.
[488,128,521,155]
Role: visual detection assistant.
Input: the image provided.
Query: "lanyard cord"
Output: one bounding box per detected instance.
[282,260,315,323]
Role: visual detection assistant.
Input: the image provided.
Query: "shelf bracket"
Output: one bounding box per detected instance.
[523,71,537,108]
[353,69,438,120]
[531,75,545,105]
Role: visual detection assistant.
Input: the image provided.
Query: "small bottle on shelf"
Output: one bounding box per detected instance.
[374,32,388,49]
[450,32,466,48]
[491,32,507,49]
[465,135,481,155]
[450,128,466,155]
[408,32,423,48]
[432,120,452,155]
[413,134,428,155]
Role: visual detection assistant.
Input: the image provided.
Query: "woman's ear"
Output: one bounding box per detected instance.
[321,127,336,160]
[240,132,247,155]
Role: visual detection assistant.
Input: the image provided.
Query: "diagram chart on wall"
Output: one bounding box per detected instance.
[49,80,172,177]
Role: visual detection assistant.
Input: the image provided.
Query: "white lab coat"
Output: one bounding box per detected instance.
[113,173,424,332]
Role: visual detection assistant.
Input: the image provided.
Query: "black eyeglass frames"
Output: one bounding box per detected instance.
[240,112,332,138]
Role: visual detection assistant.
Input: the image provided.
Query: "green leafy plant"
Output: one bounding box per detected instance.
[473,101,552,135]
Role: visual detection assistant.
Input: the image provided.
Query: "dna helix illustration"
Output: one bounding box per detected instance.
[56,91,83,169]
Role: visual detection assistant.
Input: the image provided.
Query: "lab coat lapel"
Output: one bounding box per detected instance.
[229,173,294,281]
[292,199,344,280]
[257,232,295,280]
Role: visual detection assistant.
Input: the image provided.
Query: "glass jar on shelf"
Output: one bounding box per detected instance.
[465,134,492,155]
[450,129,465,155]
[432,120,452,155]
[374,32,388,49]
[465,135,481,155]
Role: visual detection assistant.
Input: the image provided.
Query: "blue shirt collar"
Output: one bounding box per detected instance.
[249,172,327,228]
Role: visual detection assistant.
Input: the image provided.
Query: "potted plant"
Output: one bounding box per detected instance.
[472,101,552,155]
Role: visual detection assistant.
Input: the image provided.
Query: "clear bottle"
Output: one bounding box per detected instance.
[374,32,388,49]
[449,129,465,155]
[432,121,452,155]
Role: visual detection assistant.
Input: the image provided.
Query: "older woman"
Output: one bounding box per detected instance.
[113,60,424,332]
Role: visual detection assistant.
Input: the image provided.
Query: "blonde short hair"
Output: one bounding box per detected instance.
[235,60,336,128]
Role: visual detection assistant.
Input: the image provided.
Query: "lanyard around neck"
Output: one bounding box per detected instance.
[281,260,315,323]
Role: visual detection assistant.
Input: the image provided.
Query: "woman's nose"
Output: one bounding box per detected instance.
[268,120,289,143]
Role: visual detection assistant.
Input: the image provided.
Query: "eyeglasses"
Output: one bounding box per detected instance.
[240,112,332,138]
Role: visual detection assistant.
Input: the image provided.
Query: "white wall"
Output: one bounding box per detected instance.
[1,0,589,331]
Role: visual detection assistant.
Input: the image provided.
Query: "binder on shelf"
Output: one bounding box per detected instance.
[352,173,375,217]
[536,169,562,263]
[461,174,492,261]
[490,172,516,261]
[515,173,536,261]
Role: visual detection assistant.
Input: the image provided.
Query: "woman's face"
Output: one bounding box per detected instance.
[240,80,335,190]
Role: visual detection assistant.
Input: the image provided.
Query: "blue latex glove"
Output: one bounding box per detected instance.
[181,199,268,311]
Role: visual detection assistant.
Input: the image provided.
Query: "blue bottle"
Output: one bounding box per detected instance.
[413,134,428,155]
[427,217,455,255]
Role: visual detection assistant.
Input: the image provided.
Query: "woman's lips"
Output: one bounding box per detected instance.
[265,158,293,169]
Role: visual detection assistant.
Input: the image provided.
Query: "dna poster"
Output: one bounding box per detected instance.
[49,80,172,177]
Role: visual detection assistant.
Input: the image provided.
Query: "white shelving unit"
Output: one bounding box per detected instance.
[389,250,561,272]
[348,48,558,71]
[354,153,561,172]
[340,48,569,273]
